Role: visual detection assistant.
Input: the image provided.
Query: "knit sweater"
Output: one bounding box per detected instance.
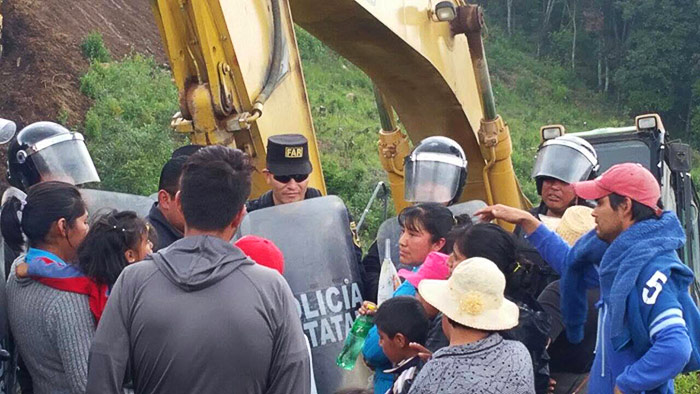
[6,255,95,394]
[409,333,535,394]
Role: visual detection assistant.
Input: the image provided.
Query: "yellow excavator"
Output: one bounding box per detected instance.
[147,2,532,390]
[149,0,531,225]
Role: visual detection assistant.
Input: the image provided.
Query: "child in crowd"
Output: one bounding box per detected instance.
[410,257,535,394]
[15,209,155,321]
[361,252,450,393]
[235,235,285,274]
[374,296,430,394]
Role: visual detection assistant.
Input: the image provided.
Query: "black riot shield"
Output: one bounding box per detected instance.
[236,196,369,393]
[80,188,155,218]
[376,200,487,268]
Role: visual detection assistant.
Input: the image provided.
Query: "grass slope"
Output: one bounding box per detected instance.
[79,49,183,196]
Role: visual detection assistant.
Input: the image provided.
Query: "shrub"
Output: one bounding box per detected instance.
[676,372,700,394]
[80,32,111,63]
[80,53,183,195]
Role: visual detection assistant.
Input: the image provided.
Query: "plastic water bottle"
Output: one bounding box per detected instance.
[336,303,376,370]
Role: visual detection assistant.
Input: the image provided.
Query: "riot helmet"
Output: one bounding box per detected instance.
[532,134,598,194]
[404,136,467,205]
[7,122,100,191]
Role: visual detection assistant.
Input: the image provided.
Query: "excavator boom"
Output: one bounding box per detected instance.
[150,0,528,217]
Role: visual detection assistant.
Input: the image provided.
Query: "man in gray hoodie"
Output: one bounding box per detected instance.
[86,146,311,394]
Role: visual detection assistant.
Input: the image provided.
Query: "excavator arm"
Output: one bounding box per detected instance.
[150,0,325,198]
[150,0,529,225]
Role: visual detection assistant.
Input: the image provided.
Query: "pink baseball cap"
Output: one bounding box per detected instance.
[572,163,662,216]
[235,236,285,275]
[398,251,450,288]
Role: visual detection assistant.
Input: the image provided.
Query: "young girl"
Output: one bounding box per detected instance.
[16,210,155,318]
[75,210,155,285]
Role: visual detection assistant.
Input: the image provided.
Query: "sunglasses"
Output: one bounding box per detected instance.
[273,174,309,183]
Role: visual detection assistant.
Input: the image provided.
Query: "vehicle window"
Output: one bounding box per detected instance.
[590,140,651,173]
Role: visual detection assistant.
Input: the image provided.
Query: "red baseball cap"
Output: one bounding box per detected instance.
[235,236,285,275]
[572,162,662,216]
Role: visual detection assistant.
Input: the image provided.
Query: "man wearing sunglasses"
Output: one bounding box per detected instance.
[246,134,363,266]
[246,134,320,212]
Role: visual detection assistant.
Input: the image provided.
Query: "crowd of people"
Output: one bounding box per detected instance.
[0,120,699,394]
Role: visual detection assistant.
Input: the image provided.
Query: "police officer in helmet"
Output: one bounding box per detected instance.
[530,135,598,219]
[514,134,599,296]
[404,136,467,205]
[6,122,100,192]
[362,136,468,303]
[3,121,99,273]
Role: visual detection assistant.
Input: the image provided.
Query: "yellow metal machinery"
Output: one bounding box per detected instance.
[150,0,530,227]
[151,0,325,198]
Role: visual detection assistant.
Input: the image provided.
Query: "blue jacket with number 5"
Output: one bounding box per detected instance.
[529,211,700,394]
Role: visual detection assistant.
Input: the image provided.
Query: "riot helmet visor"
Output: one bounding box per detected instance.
[0,119,17,144]
[531,138,597,184]
[404,153,463,203]
[28,133,100,185]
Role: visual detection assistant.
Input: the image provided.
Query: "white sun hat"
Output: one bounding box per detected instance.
[418,257,519,331]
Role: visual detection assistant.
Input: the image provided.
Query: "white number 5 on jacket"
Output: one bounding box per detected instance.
[643,271,668,305]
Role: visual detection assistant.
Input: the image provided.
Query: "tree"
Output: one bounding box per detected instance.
[537,0,558,56]
[569,0,577,70]
[613,0,700,133]
[507,0,514,35]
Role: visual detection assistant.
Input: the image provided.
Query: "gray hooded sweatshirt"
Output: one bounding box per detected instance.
[86,235,311,394]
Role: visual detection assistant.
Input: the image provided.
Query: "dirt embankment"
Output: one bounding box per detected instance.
[0,0,168,189]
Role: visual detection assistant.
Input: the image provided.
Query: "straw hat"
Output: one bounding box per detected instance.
[418,257,519,331]
[556,206,596,246]
[539,214,561,231]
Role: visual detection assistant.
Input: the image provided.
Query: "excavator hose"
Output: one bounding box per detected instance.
[251,0,286,116]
